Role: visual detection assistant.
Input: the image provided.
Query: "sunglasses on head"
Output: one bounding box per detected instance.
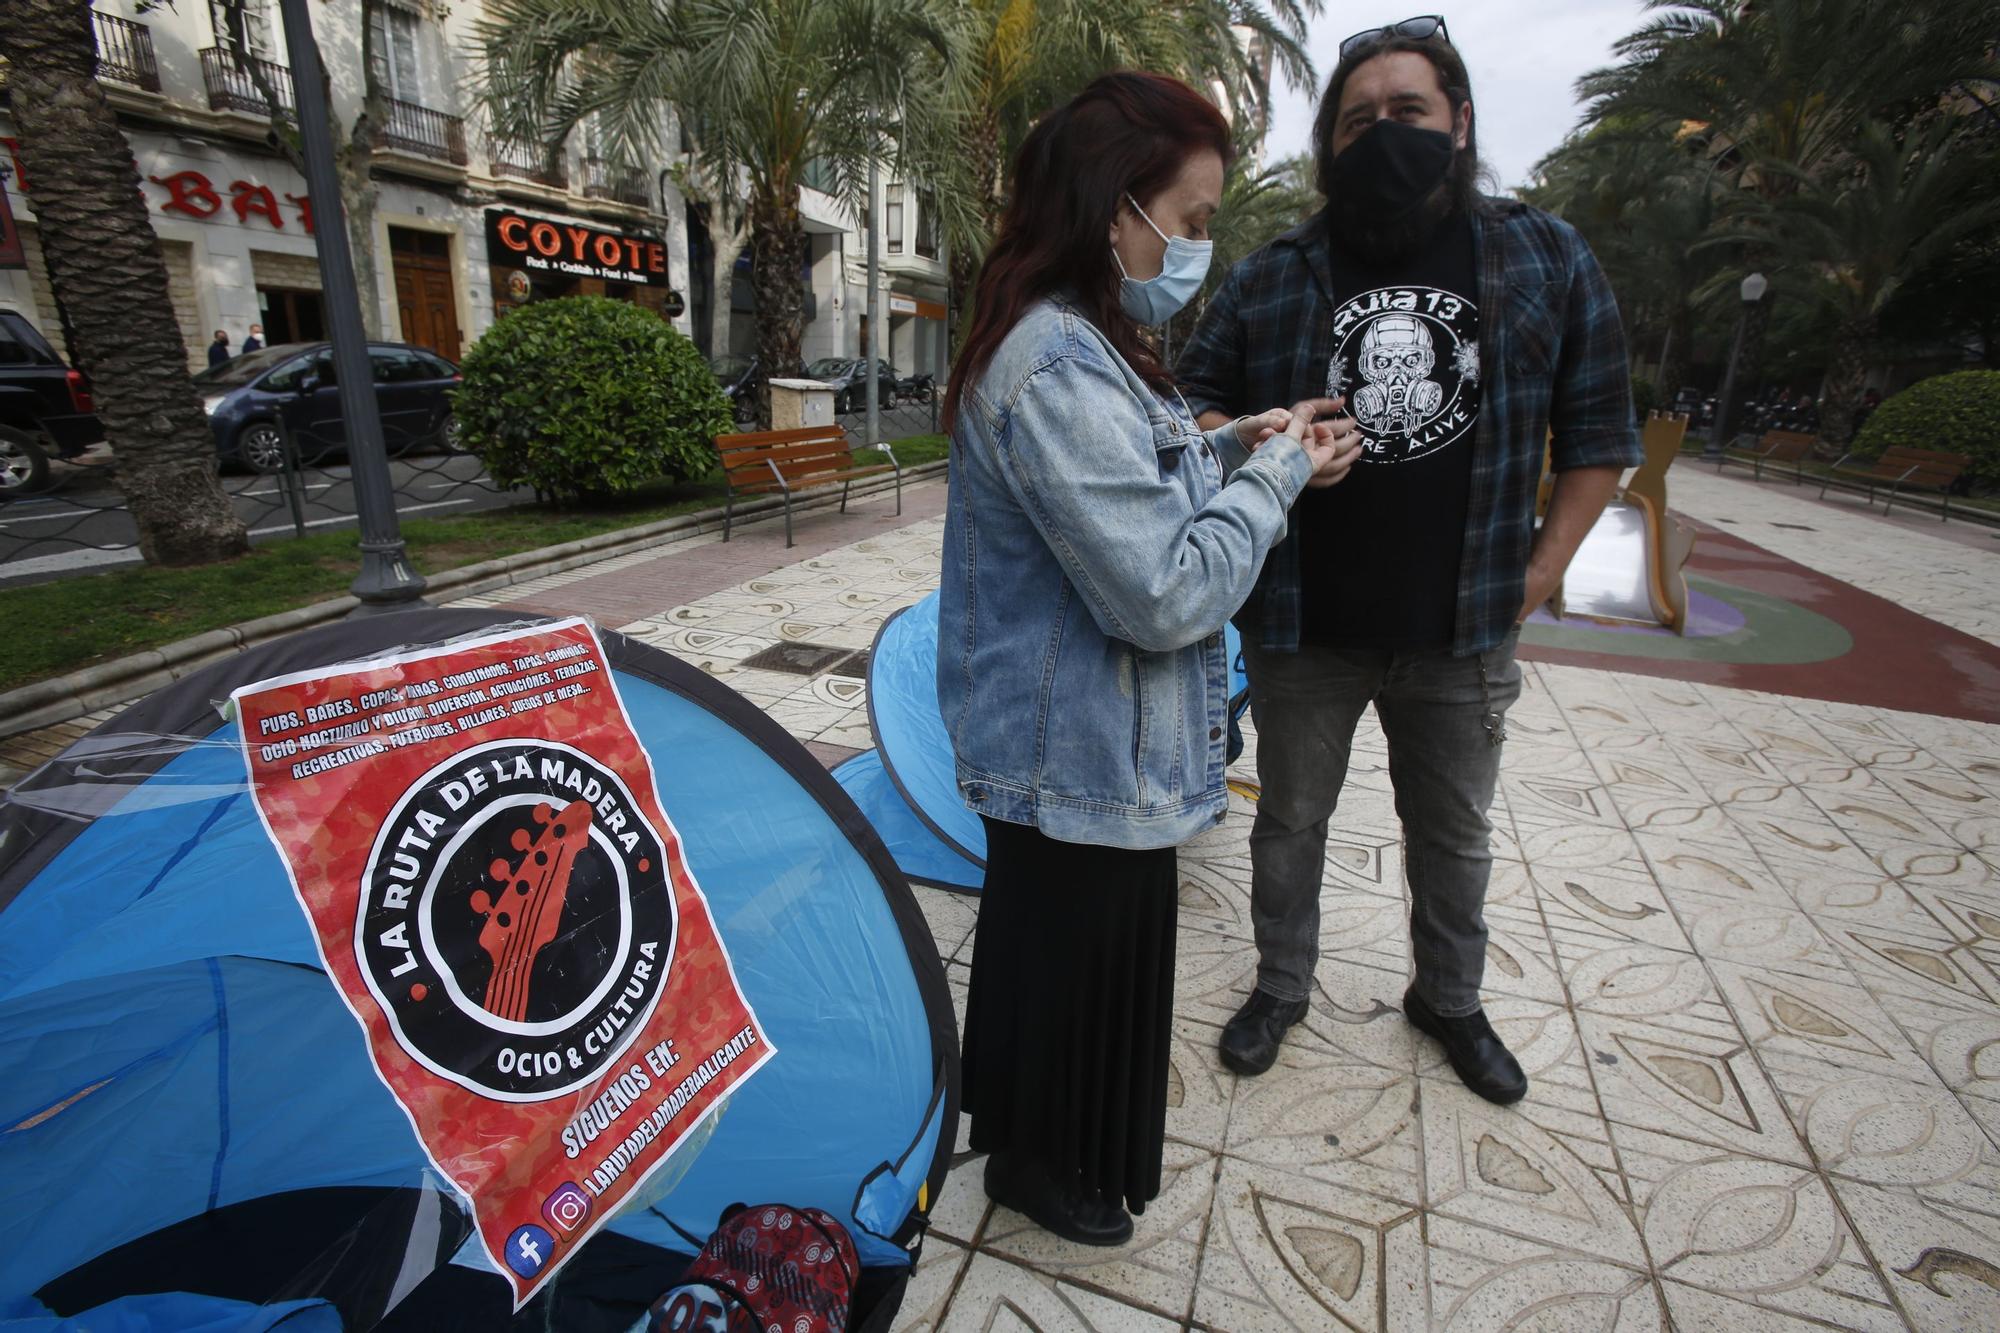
[1339,15,1451,62]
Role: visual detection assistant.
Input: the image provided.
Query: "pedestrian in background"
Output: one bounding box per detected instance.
[207,329,231,367]
[241,323,264,355]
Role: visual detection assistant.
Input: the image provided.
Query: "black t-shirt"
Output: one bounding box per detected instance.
[1298,211,1480,649]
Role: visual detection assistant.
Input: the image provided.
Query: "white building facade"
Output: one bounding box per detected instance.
[1,0,695,370]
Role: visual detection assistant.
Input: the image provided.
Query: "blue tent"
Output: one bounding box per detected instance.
[0,610,957,1331]
[835,593,1249,894]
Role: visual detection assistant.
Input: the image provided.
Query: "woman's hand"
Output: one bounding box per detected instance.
[1233,407,1294,450]
[1282,398,1364,490]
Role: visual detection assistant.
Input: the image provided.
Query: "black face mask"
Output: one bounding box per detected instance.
[1329,119,1455,221]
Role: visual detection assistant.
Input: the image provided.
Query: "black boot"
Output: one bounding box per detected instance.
[984,1152,1133,1247]
[1404,987,1528,1105]
[1219,989,1309,1076]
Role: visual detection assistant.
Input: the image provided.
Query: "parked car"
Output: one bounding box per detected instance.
[710,353,759,426]
[194,341,463,472]
[804,357,899,415]
[0,309,105,495]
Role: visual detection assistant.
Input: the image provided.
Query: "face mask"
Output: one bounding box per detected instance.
[1329,119,1455,220]
[1113,193,1212,325]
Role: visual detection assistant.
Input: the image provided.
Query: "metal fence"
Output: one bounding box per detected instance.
[2,386,944,591]
[0,419,521,590]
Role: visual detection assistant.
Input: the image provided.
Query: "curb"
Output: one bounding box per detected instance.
[0,462,944,742]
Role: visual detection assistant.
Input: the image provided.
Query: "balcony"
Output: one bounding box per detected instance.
[488,136,567,190]
[581,157,651,209]
[372,98,468,167]
[93,12,161,93]
[200,46,295,118]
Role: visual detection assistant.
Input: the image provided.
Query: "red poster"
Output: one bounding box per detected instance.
[232,618,773,1307]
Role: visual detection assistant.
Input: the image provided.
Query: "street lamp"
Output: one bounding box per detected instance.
[1705,271,1770,461]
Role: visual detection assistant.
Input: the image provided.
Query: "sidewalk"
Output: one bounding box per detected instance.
[12,467,2000,1329]
[449,468,2000,1332]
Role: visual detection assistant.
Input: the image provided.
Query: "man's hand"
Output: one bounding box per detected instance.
[1517,465,1624,625]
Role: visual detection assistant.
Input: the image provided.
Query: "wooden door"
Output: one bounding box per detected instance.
[389,227,463,359]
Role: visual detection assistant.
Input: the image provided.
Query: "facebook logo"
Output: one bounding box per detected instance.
[505,1223,556,1279]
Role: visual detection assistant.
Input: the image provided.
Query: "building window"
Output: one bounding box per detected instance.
[886,183,904,255]
[915,189,940,260]
[367,2,423,105]
[211,0,272,55]
[801,157,837,194]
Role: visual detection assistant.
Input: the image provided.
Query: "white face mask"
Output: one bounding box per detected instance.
[1113,193,1212,325]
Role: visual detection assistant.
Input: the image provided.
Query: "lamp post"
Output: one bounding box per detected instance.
[1705,271,1770,461]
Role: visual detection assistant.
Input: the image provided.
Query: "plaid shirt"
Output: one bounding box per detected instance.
[1178,196,1643,657]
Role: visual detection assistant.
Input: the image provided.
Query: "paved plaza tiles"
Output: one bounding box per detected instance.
[13,460,1999,1329]
[451,462,2000,1332]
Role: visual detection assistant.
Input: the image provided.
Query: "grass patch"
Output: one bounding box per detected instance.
[0,436,946,695]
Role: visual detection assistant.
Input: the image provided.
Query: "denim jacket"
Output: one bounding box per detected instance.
[938,297,1313,850]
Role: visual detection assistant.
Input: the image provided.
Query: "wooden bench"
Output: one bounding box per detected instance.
[1719,429,1816,483]
[714,424,900,547]
[1820,444,1970,521]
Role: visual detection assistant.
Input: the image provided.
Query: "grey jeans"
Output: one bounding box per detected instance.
[1242,632,1522,1017]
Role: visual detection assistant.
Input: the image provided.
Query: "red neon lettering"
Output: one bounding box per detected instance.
[594,234,622,267]
[622,237,643,268]
[285,193,314,234]
[563,225,591,261]
[497,216,528,252]
[150,171,222,218]
[229,181,284,229]
[529,222,561,257]
[646,242,666,274]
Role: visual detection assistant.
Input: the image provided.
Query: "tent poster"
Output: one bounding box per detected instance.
[232,618,773,1307]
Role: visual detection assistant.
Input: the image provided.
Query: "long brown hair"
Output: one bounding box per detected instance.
[944,72,1233,432]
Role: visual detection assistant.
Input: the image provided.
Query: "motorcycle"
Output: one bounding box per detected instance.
[895,371,936,406]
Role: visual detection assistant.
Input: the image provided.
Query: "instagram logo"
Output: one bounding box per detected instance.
[543,1182,591,1233]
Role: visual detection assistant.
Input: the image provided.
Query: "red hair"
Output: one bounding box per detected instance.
[944,72,1233,432]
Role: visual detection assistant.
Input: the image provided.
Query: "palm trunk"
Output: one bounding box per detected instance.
[748,184,809,429]
[947,107,1004,358]
[0,0,248,565]
[1819,315,1875,450]
[711,211,749,360]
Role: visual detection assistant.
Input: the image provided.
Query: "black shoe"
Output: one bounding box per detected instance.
[1219,988,1310,1076]
[984,1152,1134,1247]
[1404,987,1528,1105]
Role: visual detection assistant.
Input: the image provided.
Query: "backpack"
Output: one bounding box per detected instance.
[649,1203,860,1333]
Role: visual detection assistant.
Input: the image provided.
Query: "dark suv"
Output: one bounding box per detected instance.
[0,310,104,494]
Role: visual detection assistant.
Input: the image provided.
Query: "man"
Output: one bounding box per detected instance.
[207,329,232,367]
[1178,16,1640,1105]
[241,323,265,355]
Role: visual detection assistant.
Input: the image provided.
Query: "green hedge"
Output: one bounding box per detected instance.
[1854,370,2000,488]
[455,296,731,500]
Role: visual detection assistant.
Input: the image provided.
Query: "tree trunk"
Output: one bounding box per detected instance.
[0,0,248,565]
[1659,301,1693,401]
[711,210,749,362]
[1819,315,1875,450]
[748,185,809,429]
[948,106,1005,358]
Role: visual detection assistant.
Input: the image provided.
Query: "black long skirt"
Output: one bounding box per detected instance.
[961,815,1178,1215]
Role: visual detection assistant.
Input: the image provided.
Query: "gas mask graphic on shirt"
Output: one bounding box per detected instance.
[1350,314,1445,436]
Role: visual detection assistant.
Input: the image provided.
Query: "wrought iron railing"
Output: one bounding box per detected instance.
[373,98,468,166]
[581,157,651,208]
[199,46,296,117]
[487,136,567,189]
[93,12,161,93]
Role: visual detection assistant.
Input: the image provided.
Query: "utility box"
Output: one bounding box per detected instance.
[768,378,836,430]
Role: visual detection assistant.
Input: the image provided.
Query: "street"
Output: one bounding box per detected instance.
[0,447,523,589]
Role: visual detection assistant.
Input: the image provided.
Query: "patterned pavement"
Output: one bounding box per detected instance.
[453,465,2000,1331]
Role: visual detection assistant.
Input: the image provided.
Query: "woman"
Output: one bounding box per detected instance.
[939,71,1362,1245]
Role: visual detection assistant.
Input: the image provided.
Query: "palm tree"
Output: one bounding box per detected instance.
[1751,118,2000,446]
[1578,0,2000,390]
[480,0,970,426]
[0,0,248,564]
[941,0,1323,345]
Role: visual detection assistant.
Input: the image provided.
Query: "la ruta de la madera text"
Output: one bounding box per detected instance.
[561,1025,763,1198]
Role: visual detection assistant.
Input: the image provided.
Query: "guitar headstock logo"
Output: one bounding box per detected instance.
[358,739,680,1101]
